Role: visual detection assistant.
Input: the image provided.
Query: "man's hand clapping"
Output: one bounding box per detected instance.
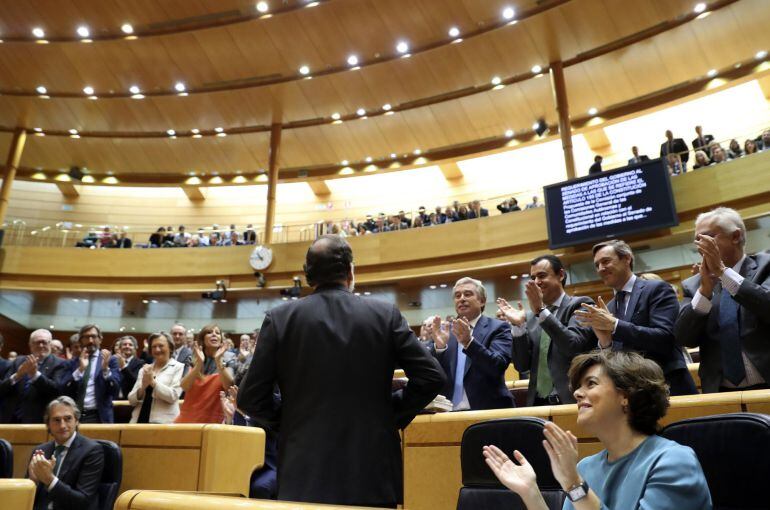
[496,298,527,326]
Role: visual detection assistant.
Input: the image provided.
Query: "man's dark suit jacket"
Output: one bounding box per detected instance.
[237,283,444,508]
[511,295,595,406]
[119,357,146,399]
[64,353,121,423]
[31,433,104,510]
[0,354,68,423]
[675,253,770,393]
[692,134,715,154]
[174,346,192,367]
[597,278,694,395]
[628,155,650,165]
[432,314,514,410]
[660,138,690,162]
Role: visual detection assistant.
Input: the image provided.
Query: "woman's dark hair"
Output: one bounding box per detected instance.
[303,235,353,287]
[197,324,221,355]
[568,351,669,435]
[148,332,174,354]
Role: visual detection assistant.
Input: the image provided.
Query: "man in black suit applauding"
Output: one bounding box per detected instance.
[28,396,104,510]
[576,240,697,395]
[238,235,444,508]
[675,207,770,392]
[499,255,595,406]
[0,329,68,423]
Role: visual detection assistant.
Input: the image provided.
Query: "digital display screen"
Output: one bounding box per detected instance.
[543,159,678,249]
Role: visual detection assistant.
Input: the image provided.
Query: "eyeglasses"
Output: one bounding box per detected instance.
[80,334,100,340]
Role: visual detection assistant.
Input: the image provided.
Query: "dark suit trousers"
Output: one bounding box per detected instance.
[667,368,697,396]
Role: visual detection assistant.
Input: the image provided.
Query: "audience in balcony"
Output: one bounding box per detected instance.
[710,144,728,165]
[692,125,715,156]
[745,138,758,155]
[693,150,711,170]
[588,155,603,175]
[497,197,521,213]
[628,146,650,165]
[660,130,690,172]
[727,139,743,159]
[525,196,543,209]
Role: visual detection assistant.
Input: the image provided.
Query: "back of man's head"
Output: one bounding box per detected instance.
[304,235,353,287]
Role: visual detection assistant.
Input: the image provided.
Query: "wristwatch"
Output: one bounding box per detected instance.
[566,480,589,502]
[534,306,547,317]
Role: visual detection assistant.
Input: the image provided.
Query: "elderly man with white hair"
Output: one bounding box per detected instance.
[675,207,770,393]
[0,329,69,423]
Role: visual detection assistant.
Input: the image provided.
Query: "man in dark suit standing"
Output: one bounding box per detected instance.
[170,324,192,368]
[238,235,444,508]
[691,125,715,156]
[660,130,690,171]
[576,240,697,395]
[66,325,120,424]
[588,155,603,175]
[628,146,650,165]
[115,336,146,399]
[499,255,595,406]
[431,277,514,410]
[28,396,104,510]
[0,329,69,423]
[675,207,770,392]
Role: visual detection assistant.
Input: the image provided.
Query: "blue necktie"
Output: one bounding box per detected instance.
[718,287,746,385]
[452,343,467,408]
[614,291,628,321]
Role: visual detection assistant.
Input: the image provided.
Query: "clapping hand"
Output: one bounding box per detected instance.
[482,445,541,502]
[239,340,250,361]
[29,450,56,486]
[452,317,472,347]
[496,298,527,326]
[192,344,205,369]
[100,349,112,371]
[542,422,581,492]
[141,365,154,389]
[17,355,38,378]
[694,234,725,279]
[575,297,616,332]
[524,280,545,314]
[431,315,450,349]
[78,349,89,373]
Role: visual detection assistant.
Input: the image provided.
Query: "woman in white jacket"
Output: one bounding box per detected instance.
[128,332,184,423]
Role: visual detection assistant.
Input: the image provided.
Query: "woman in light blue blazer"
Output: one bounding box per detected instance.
[483,351,712,510]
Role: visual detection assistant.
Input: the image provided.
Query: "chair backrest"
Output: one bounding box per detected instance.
[96,439,122,510]
[0,438,12,478]
[661,412,770,510]
[457,417,565,510]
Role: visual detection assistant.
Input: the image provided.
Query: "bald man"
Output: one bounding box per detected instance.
[0,329,69,423]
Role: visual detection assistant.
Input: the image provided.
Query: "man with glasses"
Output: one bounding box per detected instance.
[65,325,120,424]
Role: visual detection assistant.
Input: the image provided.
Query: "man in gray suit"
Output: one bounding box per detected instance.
[675,207,770,392]
[170,324,192,368]
[498,255,595,406]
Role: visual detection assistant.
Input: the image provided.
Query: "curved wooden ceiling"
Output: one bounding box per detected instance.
[0,0,768,183]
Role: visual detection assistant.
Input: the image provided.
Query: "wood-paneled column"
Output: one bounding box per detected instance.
[0,129,27,227]
[263,123,282,244]
[549,61,576,180]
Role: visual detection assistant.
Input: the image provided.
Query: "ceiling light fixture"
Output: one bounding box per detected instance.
[299,65,310,75]
[129,85,141,94]
[121,23,134,34]
[390,153,397,159]
[382,103,392,111]
[347,55,359,66]
[502,6,515,20]
[707,69,717,77]
[331,112,341,120]
[32,27,45,38]
[174,81,186,92]
[693,2,707,13]
[166,129,176,136]
[396,41,409,54]
[491,76,502,86]
[531,64,543,74]
[256,1,269,13]
[36,85,47,94]
[76,26,90,38]
[341,160,349,166]
[83,86,94,95]
[448,27,460,38]
[365,156,373,163]
[356,108,366,116]
[505,129,514,138]
[756,50,768,60]
[588,107,598,116]
[413,149,422,155]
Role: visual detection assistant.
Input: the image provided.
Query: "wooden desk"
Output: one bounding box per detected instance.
[115,490,384,509]
[0,479,36,510]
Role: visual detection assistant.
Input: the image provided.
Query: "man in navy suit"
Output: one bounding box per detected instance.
[576,240,697,395]
[66,325,120,423]
[431,277,515,410]
[28,396,104,510]
[0,329,69,423]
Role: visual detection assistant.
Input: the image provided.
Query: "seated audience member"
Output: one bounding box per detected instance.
[51,340,64,358]
[8,351,17,362]
[525,196,543,209]
[727,138,743,159]
[100,233,117,249]
[116,336,146,399]
[456,205,469,221]
[196,228,210,246]
[434,206,447,224]
[483,351,712,510]
[417,206,429,224]
[710,144,728,164]
[243,224,258,244]
[628,146,650,165]
[67,325,121,423]
[76,231,99,248]
[469,200,489,218]
[372,217,390,234]
[444,206,459,223]
[175,324,234,423]
[588,155,603,175]
[148,227,165,248]
[98,227,112,248]
[426,212,437,226]
[389,215,408,231]
[398,210,412,228]
[114,231,132,248]
[745,138,758,155]
[666,153,684,175]
[173,225,191,247]
[429,277,514,410]
[128,332,184,423]
[692,150,711,170]
[759,129,770,150]
[208,232,219,246]
[692,125,715,156]
[163,226,175,247]
[499,255,595,406]
[0,329,68,423]
[356,223,369,236]
[675,207,770,392]
[28,396,105,510]
[660,130,689,171]
[412,216,424,228]
[575,240,697,395]
[222,230,241,246]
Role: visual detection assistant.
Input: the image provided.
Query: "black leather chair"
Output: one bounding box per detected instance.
[661,413,770,510]
[0,438,12,478]
[96,440,122,510]
[457,417,565,510]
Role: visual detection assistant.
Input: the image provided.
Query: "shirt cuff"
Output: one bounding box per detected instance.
[30,370,41,382]
[691,290,712,314]
[72,369,83,381]
[435,345,447,353]
[721,267,744,296]
[536,308,552,324]
[102,369,111,378]
[47,476,59,491]
[510,324,527,336]
[611,318,619,334]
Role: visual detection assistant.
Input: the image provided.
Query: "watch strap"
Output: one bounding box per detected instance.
[566,480,589,502]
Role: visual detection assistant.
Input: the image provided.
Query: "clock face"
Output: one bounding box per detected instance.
[249,245,273,270]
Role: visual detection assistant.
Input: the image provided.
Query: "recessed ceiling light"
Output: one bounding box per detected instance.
[510,275,518,279]
[129,85,140,94]
[756,50,768,60]
[34,127,42,132]
[448,27,460,38]
[531,64,542,74]
[166,129,176,136]
[588,107,598,116]
[347,55,359,66]
[707,69,717,77]
[215,127,224,133]
[413,149,422,155]
[174,81,186,92]
[331,112,341,120]
[532,122,540,130]
[32,27,45,38]
[491,76,502,85]
[341,160,349,166]
[382,103,392,111]
[306,1,320,7]
[693,2,707,13]
[256,1,269,13]
[36,85,47,94]
[356,108,366,116]
[439,283,447,288]
[505,129,514,137]
[191,128,200,134]
[502,6,515,20]
[76,26,90,38]
[390,153,397,159]
[82,86,94,95]
[365,156,373,163]
[396,41,409,54]
[121,23,134,34]
[299,65,310,75]
[429,285,437,290]
[68,129,78,135]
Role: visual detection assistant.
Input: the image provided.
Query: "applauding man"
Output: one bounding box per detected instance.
[431,277,514,410]
[66,325,121,423]
[498,255,595,406]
